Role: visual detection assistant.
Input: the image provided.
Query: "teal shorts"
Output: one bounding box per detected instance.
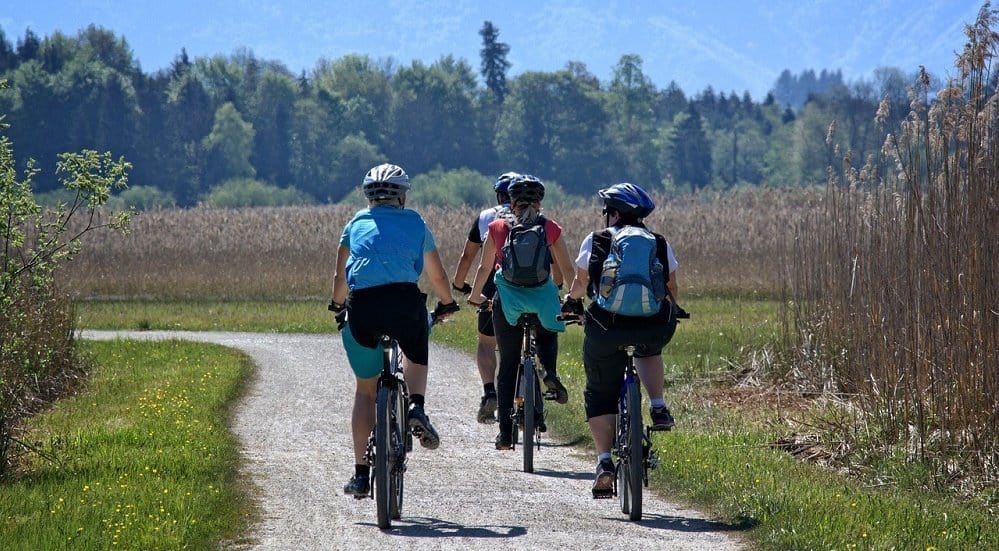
[341,319,435,379]
[342,322,384,379]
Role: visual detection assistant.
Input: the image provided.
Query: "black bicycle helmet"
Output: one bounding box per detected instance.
[507,174,545,204]
[598,182,655,218]
[494,171,521,193]
[362,163,411,200]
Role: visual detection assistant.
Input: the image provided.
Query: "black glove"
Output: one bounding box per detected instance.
[328,301,347,331]
[675,304,690,319]
[433,300,460,320]
[560,296,584,316]
[452,282,472,295]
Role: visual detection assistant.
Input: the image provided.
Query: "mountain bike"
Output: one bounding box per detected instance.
[563,305,687,521]
[608,343,658,520]
[362,305,456,529]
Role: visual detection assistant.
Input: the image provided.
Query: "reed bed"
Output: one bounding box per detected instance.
[784,6,998,493]
[59,189,818,301]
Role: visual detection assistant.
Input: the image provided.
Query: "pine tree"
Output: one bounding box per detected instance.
[478,21,510,104]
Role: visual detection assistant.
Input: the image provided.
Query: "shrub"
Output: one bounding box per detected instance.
[108,184,176,210]
[200,178,312,208]
[0,97,131,476]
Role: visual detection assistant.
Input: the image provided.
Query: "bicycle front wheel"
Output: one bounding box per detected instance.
[389,387,407,520]
[374,386,393,529]
[523,359,537,473]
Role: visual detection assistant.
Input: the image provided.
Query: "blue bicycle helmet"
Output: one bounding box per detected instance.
[598,183,655,218]
[508,174,545,203]
[494,172,521,193]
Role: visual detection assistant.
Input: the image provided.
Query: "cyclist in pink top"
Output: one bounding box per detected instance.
[468,174,575,450]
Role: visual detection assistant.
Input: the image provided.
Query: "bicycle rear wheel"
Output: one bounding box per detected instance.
[374,386,393,529]
[625,382,643,520]
[522,358,536,473]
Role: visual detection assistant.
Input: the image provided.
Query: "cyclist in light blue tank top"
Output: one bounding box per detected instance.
[330,163,459,498]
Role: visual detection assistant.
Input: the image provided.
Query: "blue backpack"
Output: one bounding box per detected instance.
[595,226,667,316]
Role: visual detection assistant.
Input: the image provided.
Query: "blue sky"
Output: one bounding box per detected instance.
[1,1,984,99]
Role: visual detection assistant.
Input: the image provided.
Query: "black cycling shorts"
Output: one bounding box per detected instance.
[347,283,430,365]
[581,316,676,419]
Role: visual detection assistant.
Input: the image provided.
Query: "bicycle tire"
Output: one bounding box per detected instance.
[626,381,643,520]
[522,358,536,473]
[374,386,393,529]
[618,410,630,514]
[389,386,407,520]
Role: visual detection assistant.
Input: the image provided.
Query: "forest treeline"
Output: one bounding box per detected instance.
[0,22,935,207]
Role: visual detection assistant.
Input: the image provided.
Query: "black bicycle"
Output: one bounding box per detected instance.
[564,304,688,520]
[345,304,455,529]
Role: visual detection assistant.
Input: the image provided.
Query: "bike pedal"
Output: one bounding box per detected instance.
[592,488,614,499]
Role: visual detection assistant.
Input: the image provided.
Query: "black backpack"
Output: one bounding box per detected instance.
[500,217,551,287]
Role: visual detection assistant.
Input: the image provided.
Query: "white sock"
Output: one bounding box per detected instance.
[597,452,612,465]
[650,398,666,409]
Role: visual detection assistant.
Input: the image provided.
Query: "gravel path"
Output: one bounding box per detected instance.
[81,330,745,550]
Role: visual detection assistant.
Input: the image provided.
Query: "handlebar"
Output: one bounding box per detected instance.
[557,314,582,325]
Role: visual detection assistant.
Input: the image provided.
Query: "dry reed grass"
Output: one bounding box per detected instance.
[59,189,819,300]
[784,5,998,490]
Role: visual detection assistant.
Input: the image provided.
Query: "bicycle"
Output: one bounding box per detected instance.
[477,300,555,473]
[563,304,688,521]
[337,302,457,529]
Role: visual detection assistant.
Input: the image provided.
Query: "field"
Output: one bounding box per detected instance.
[59,189,818,300]
[36,188,993,549]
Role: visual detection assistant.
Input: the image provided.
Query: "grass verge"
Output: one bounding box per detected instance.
[0,339,255,550]
[72,296,998,549]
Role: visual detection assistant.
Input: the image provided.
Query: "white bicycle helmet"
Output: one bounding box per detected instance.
[362,163,411,200]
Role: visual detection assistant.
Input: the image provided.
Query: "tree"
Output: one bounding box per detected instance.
[665,105,712,191]
[388,57,478,174]
[329,134,385,202]
[313,54,393,150]
[15,29,40,63]
[496,70,615,194]
[0,27,17,72]
[249,70,296,186]
[288,97,337,201]
[165,72,215,204]
[607,54,659,186]
[479,21,511,104]
[203,102,255,185]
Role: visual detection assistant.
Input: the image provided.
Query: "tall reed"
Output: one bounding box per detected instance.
[61,189,816,301]
[785,4,998,489]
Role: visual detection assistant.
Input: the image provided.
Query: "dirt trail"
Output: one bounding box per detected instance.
[81,330,745,550]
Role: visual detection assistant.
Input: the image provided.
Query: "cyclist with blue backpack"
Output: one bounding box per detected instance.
[468,175,575,450]
[560,182,680,495]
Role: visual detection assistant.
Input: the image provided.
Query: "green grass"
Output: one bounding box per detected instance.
[77,300,330,332]
[70,296,999,549]
[0,339,254,550]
